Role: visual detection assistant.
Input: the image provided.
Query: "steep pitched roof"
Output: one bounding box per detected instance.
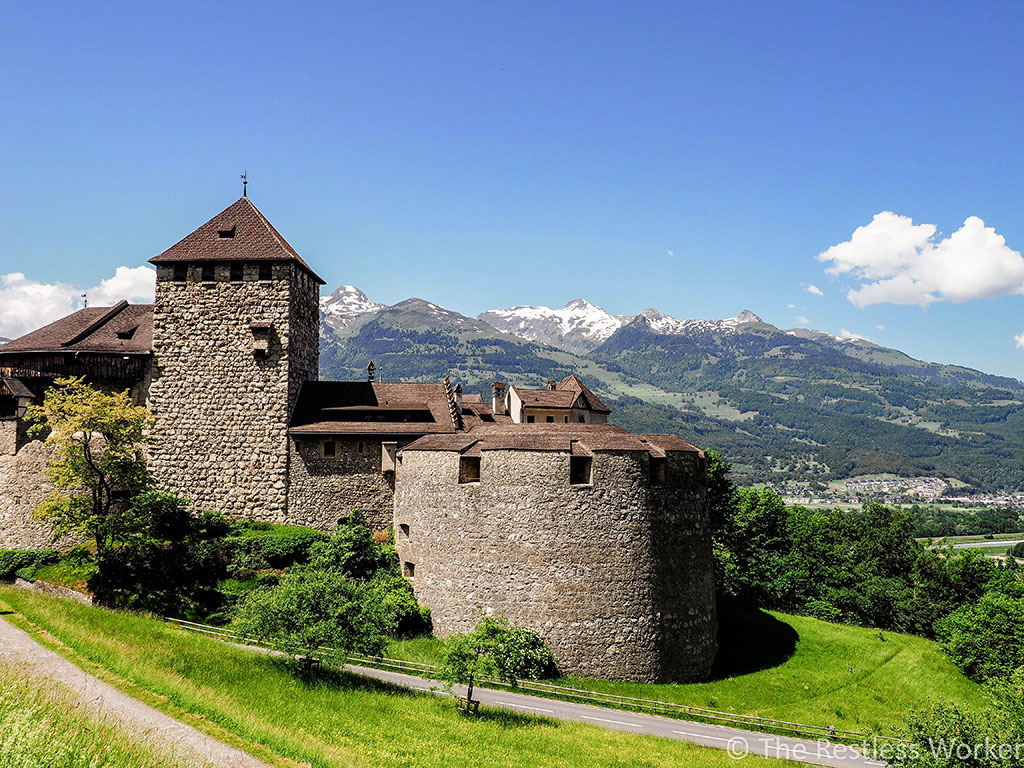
[0,302,153,354]
[511,385,577,409]
[149,197,325,284]
[557,375,611,414]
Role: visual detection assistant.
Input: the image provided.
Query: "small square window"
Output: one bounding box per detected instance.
[258,263,273,282]
[526,415,535,423]
[230,263,244,283]
[201,264,215,283]
[570,456,592,485]
[403,561,415,578]
[322,440,336,458]
[459,455,481,484]
[399,523,410,537]
[546,415,554,423]
[172,265,187,284]
[578,414,586,423]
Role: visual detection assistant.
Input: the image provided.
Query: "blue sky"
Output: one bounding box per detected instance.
[3,2,1024,378]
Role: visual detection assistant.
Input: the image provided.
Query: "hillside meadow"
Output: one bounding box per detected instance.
[0,587,800,768]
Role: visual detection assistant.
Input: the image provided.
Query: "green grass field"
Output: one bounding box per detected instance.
[0,587,799,768]
[389,601,988,736]
[0,659,194,768]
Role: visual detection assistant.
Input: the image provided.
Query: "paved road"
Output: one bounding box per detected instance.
[950,538,1024,549]
[345,662,890,768]
[0,614,272,768]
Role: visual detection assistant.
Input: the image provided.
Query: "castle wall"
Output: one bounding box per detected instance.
[393,448,716,683]
[287,437,395,533]
[148,262,319,520]
[0,434,54,549]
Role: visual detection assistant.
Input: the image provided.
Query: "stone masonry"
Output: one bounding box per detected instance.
[394,446,716,683]
[147,260,319,520]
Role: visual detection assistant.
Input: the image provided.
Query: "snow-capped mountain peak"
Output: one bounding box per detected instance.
[478,298,629,354]
[320,285,384,318]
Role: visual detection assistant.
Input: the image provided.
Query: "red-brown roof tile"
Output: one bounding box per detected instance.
[149,197,325,284]
[0,303,153,355]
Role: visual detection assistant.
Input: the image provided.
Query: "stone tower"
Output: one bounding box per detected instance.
[147,198,323,520]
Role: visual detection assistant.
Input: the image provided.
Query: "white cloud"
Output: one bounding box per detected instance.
[786,303,795,310]
[806,284,824,296]
[819,212,1024,308]
[0,266,155,340]
[795,315,810,325]
[1016,332,1024,350]
[876,324,886,331]
[666,249,676,258]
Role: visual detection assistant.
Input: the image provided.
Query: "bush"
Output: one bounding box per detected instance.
[1010,542,1024,559]
[935,589,1024,680]
[365,574,431,638]
[225,527,328,573]
[14,564,38,582]
[0,549,59,580]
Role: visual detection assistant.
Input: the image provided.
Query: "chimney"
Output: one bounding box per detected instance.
[454,382,463,412]
[367,360,376,382]
[547,380,557,390]
[492,382,507,416]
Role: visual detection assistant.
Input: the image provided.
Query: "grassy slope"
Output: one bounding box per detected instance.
[390,605,988,736]
[0,659,194,768]
[0,587,798,768]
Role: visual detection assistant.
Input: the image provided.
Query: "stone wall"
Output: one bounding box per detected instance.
[148,262,319,520]
[0,435,54,549]
[287,436,395,533]
[394,448,716,683]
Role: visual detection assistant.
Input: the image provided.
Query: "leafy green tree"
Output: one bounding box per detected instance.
[232,568,390,662]
[90,491,230,617]
[935,589,1024,680]
[27,377,151,555]
[436,615,557,709]
[305,511,396,580]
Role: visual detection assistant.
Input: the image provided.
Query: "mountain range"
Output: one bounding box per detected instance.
[317,287,1024,492]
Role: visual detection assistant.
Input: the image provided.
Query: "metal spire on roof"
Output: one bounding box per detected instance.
[240,170,248,198]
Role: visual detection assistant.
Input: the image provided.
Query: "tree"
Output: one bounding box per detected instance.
[935,589,1024,680]
[231,568,390,663]
[27,377,151,555]
[436,615,557,711]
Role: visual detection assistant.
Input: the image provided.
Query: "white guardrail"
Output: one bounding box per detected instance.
[162,615,908,747]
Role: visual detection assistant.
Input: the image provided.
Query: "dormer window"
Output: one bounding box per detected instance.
[172,265,187,284]
[217,225,236,239]
[115,326,138,340]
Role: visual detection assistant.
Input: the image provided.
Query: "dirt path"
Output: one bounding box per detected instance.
[0,614,274,768]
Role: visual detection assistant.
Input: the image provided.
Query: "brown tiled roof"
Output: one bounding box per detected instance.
[0,302,153,355]
[511,386,577,410]
[557,375,611,414]
[289,381,461,436]
[149,197,325,284]
[401,423,703,456]
[0,377,34,398]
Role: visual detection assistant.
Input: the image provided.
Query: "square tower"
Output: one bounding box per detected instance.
[147,198,323,520]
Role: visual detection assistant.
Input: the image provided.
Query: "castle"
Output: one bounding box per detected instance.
[0,197,716,682]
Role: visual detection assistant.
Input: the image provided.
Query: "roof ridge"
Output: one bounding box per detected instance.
[60,300,129,347]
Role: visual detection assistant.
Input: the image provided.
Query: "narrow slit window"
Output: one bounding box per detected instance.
[649,456,667,485]
[570,456,592,485]
[201,264,215,283]
[258,263,273,282]
[459,455,481,484]
[578,414,586,423]
[230,263,244,283]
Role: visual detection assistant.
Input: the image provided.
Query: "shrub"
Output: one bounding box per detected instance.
[14,565,38,582]
[0,549,59,580]
[1010,542,1024,559]
[935,589,1024,680]
[365,574,431,638]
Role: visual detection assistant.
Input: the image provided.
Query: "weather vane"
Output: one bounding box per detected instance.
[241,170,248,198]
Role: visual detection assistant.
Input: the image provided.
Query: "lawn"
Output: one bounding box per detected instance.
[0,658,194,768]
[0,586,799,768]
[388,601,989,736]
